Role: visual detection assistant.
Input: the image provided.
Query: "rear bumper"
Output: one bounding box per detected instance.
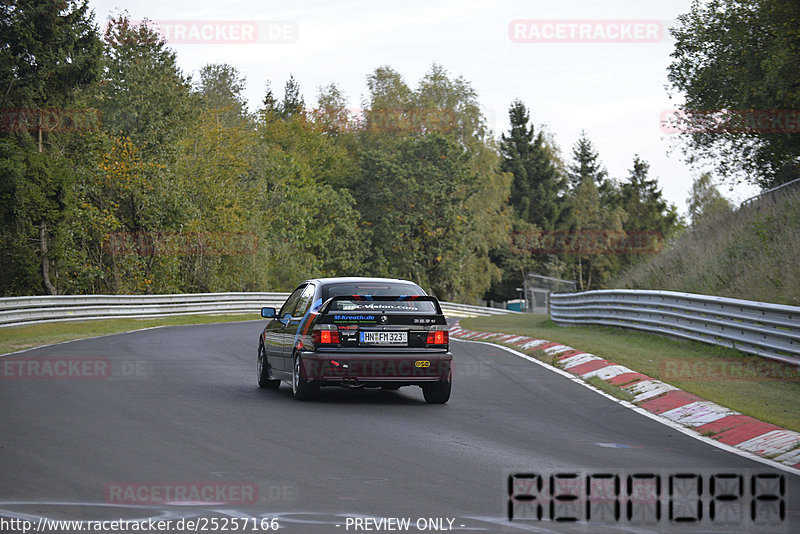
[298,350,452,385]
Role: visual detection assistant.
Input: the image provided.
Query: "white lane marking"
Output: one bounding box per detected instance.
[660,401,739,427]
[451,337,800,477]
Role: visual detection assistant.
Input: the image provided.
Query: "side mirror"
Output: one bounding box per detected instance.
[261,307,276,318]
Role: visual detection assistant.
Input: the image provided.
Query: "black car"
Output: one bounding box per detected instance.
[257,277,452,403]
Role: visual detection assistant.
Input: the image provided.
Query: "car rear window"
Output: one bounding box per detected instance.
[322,282,435,313]
[322,282,426,300]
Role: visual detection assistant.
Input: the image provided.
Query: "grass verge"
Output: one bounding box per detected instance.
[460,314,800,432]
[0,314,260,356]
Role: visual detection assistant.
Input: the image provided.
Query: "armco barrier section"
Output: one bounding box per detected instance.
[0,293,517,328]
[550,289,800,365]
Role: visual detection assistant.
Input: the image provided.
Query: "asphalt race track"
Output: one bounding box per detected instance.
[1,320,797,533]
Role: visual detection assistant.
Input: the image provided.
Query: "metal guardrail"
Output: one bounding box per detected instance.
[550,290,800,365]
[0,293,516,328]
[740,176,800,207]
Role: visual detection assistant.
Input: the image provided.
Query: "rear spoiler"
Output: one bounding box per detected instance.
[320,295,443,315]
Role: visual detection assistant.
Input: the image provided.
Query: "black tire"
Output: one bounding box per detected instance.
[422,380,451,404]
[257,342,280,389]
[292,353,319,400]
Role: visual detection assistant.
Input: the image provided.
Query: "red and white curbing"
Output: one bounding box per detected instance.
[449,323,800,472]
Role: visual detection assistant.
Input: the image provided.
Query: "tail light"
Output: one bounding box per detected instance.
[426,326,449,346]
[312,325,340,345]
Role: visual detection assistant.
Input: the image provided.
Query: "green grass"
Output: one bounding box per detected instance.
[612,188,800,306]
[460,314,800,432]
[0,314,260,356]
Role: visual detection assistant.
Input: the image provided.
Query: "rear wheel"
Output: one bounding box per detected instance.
[422,380,451,404]
[257,342,280,389]
[292,353,319,400]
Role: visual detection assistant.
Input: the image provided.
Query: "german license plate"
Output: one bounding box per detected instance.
[359,331,407,345]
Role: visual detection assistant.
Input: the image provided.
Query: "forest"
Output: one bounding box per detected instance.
[2,1,795,301]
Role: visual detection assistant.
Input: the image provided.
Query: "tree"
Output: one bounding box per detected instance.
[87,16,195,293]
[668,0,800,188]
[620,155,679,234]
[500,100,567,230]
[568,176,627,290]
[485,100,570,302]
[618,156,680,268]
[0,0,102,295]
[280,74,305,119]
[0,148,76,294]
[0,0,102,151]
[197,63,248,117]
[251,97,366,288]
[365,66,413,113]
[174,96,256,292]
[687,173,732,225]
[561,134,628,289]
[567,131,607,189]
[261,81,279,113]
[415,64,488,148]
[356,133,481,297]
[313,82,352,134]
[99,15,193,161]
[356,65,511,300]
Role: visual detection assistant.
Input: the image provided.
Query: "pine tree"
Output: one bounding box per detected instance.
[262,81,278,113]
[568,131,607,189]
[620,155,678,234]
[280,75,305,119]
[499,100,566,230]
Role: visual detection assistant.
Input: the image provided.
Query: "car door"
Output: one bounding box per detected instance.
[266,285,305,372]
[280,283,317,369]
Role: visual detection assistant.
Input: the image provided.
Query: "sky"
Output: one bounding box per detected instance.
[86,0,761,215]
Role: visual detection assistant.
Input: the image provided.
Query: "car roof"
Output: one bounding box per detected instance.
[303,277,421,287]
